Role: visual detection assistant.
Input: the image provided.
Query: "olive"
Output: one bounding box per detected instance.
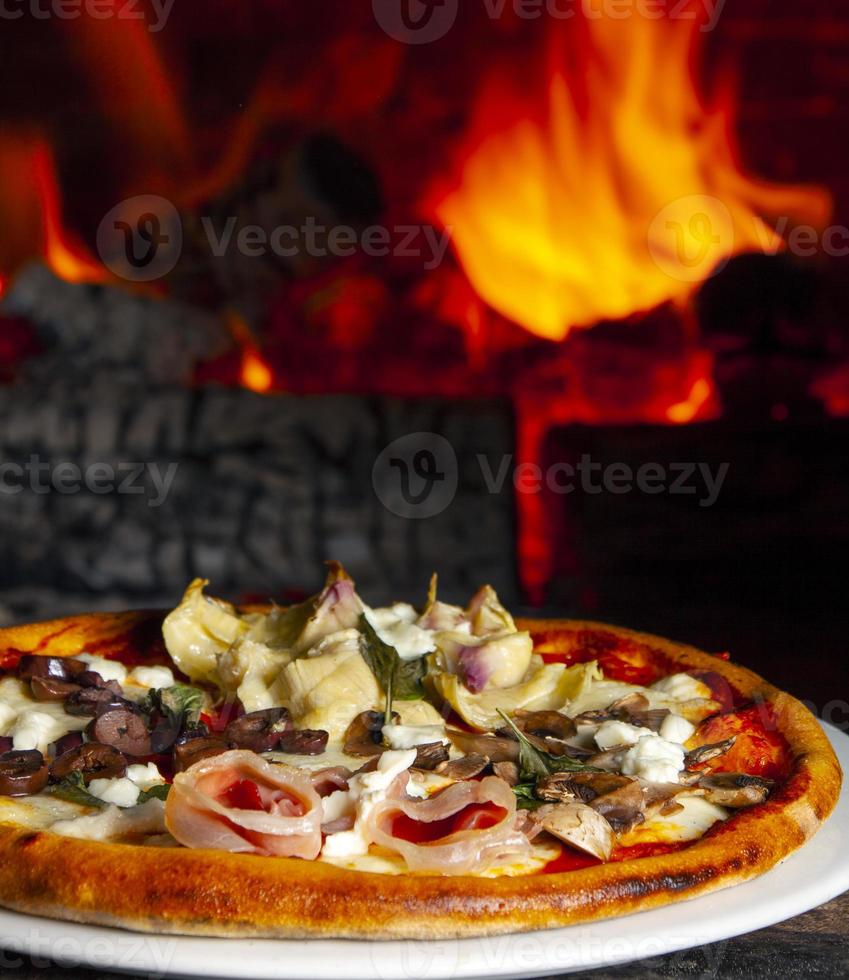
[0,737,12,754]
[275,729,329,756]
[149,715,182,754]
[50,732,84,757]
[90,708,152,757]
[30,676,82,702]
[50,742,127,784]
[64,687,127,717]
[77,671,123,696]
[17,655,83,683]
[224,708,292,753]
[173,736,229,772]
[343,710,387,757]
[0,750,49,797]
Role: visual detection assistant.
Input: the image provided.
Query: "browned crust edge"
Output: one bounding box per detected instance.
[0,612,841,939]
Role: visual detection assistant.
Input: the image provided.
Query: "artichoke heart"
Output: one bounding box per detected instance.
[162,579,249,686]
[430,658,602,731]
[278,629,381,741]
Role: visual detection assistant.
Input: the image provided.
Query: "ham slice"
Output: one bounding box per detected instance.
[366,775,532,874]
[165,750,323,858]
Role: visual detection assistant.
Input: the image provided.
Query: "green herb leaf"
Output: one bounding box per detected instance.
[358,615,426,704]
[497,709,603,781]
[138,784,171,803]
[46,772,105,808]
[512,782,544,810]
[142,683,205,727]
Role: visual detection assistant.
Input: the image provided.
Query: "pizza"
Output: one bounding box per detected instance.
[0,564,840,939]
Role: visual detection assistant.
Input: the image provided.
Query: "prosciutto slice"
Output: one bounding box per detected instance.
[165,750,323,858]
[366,775,532,874]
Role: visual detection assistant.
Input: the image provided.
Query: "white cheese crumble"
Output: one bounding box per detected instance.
[381,723,449,751]
[320,749,417,858]
[0,702,18,734]
[11,710,70,754]
[364,604,437,662]
[659,713,696,744]
[126,763,165,791]
[594,720,652,751]
[127,665,175,690]
[88,777,141,808]
[620,736,685,784]
[75,653,127,684]
[650,673,711,702]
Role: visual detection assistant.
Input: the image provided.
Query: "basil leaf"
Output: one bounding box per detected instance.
[142,684,204,727]
[46,772,105,808]
[138,784,171,803]
[358,615,426,703]
[512,782,544,811]
[497,710,603,780]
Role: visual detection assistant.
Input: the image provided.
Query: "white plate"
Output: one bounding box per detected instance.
[2,724,847,980]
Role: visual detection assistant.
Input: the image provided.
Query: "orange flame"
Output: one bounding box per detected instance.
[0,136,106,285]
[429,13,830,342]
[240,348,274,393]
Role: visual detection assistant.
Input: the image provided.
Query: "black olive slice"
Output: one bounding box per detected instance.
[173,736,229,772]
[17,655,83,683]
[224,708,292,753]
[64,687,127,717]
[90,709,152,757]
[30,676,82,702]
[0,750,50,797]
[275,729,329,755]
[50,742,127,784]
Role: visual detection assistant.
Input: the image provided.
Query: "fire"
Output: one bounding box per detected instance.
[665,376,714,425]
[0,136,106,285]
[240,349,274,393]
[430,13,830,343]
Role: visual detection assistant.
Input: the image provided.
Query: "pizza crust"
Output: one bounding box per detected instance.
[0,613,841,939]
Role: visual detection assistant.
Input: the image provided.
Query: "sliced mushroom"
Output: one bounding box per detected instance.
[343,711,387,757]
[0,750,49,797]
[607,692,651,716]
[684,737,737,768]
[585,746,627,770]
[446,730,519,763]
[173,736,229,772]
[436,754,490,781]
[698,773,773,808]
[30,676,82,702]
[225,707,292,753]
[538,770,634,804]
[629,709,671,733]
[511,710,576,740]
[588,779,646,832]
[50,742,127,784]
[412,741,451,771]
[491,760,520,786]
[535,802,614,861]
[574,693,652,727]
[275,729,329,756]
[90,708,152,757]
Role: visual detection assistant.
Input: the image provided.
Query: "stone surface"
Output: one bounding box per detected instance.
[0,382,517,620]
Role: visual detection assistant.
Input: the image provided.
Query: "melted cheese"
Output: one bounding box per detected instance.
[618,795,729,846]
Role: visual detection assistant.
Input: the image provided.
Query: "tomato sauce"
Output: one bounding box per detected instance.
[534,627,675,686]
